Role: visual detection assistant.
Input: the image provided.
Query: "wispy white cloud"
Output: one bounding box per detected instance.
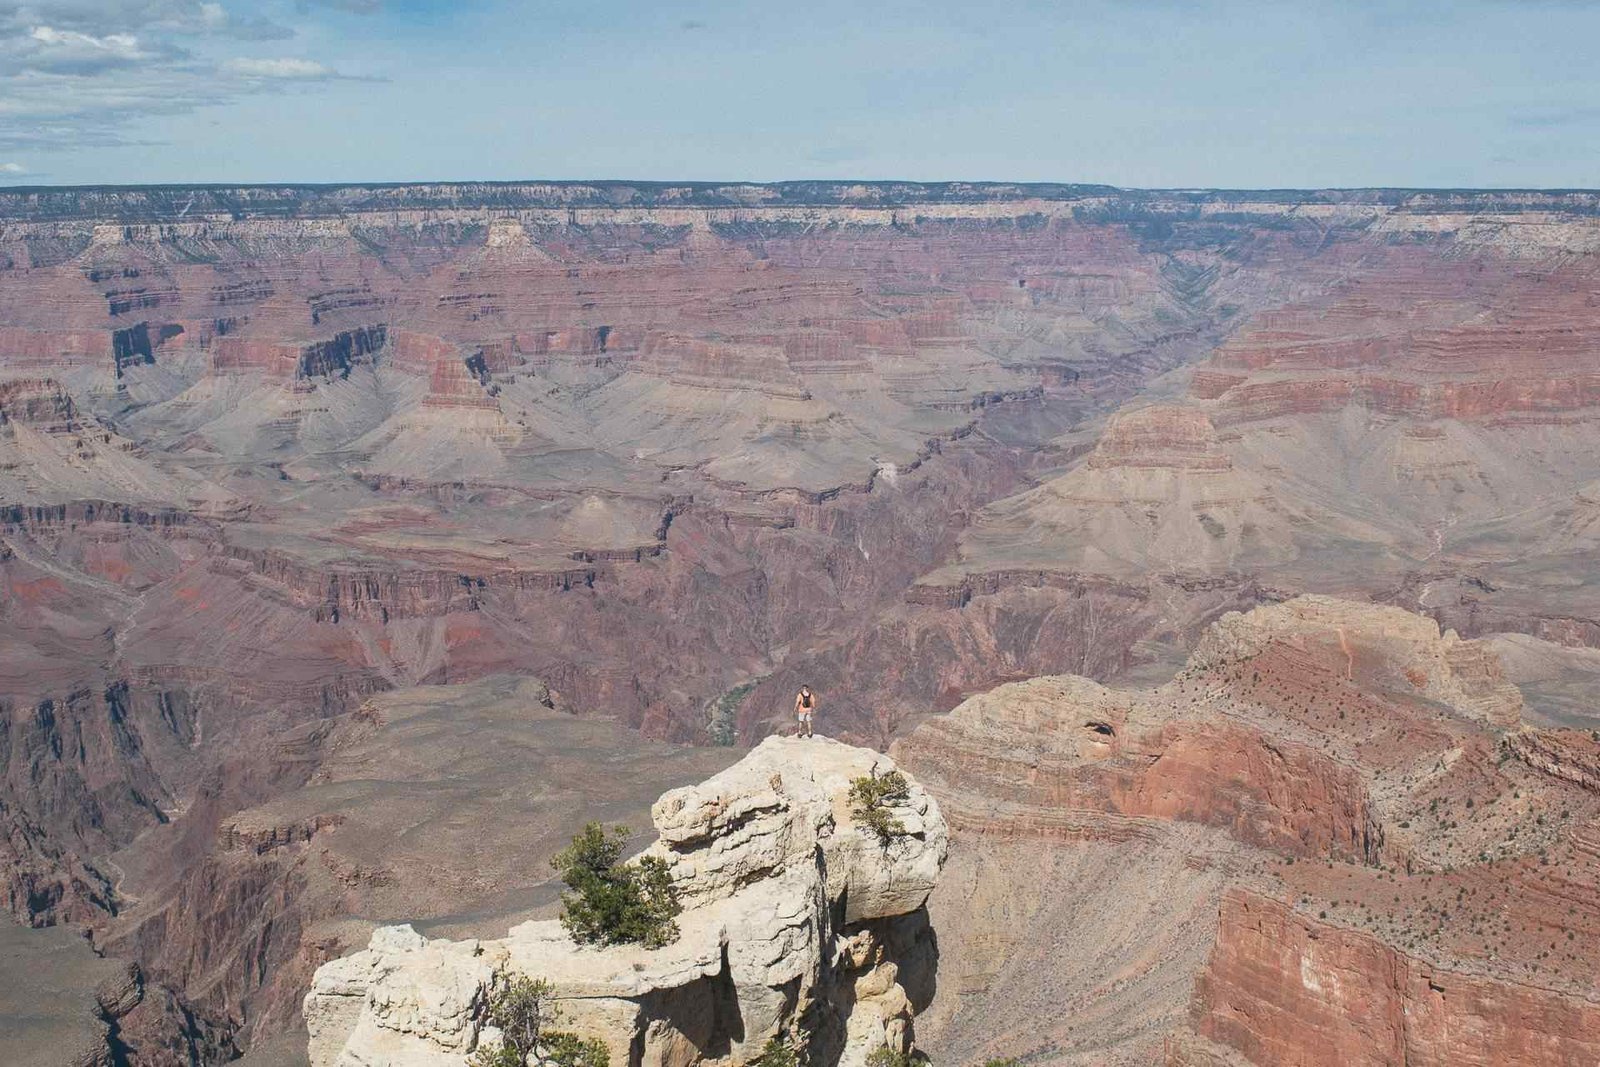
[196,2,294,41]
[0,1,373,151]
[295,0,382,13]
[223,55,334,79]
[0,1,293,41]
[0,160,25,171]
[12,24,176,74]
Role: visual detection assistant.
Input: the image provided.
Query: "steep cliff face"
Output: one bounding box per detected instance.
[897,596,1525,861]
[0,680,205,926]
[895,597,1600,1065]
[1180,890,1600,1067]
[303,737,947,1067]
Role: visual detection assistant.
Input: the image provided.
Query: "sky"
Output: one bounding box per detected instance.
[1,0,1599,189]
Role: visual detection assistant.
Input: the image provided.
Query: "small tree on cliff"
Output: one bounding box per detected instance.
[552,822,681,949]
[749,1034,801,1067]
[848,769,911,846]
[864,1048,928,1067]
[469,976,608,1067]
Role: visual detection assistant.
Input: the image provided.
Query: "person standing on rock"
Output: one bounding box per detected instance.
[795,685,817,738]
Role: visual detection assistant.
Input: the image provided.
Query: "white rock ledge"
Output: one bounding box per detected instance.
[304,737,949,1067]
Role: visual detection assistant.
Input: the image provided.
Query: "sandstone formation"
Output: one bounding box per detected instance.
[1182,890,1600,1067]
[303,737,947,1067]
[896,596,1600,1066]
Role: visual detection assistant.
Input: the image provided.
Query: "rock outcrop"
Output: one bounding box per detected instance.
[1188,594,1526,727]
[896,596,1600,1066]
[302,737,947,1067]
[898,596,1527,863]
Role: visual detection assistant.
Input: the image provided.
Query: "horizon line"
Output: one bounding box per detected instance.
[4,178,1600,197]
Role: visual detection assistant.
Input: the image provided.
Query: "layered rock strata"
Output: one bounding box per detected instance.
[303,737,947,1067]
[897,597,1600,1066]
[1182,890,1600,1067]
[10,181,1600,1061]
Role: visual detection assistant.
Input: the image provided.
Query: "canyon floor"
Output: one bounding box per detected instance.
[4,181,1600,1065]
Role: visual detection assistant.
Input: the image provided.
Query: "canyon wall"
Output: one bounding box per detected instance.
[6,182,1600,1060]
[1181,890,1600,1067]
[897,597,1600,1066]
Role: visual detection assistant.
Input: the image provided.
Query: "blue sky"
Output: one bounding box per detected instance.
[1,0,1598,188]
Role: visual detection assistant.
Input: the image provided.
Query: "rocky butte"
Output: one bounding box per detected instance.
[302,737,947,1067]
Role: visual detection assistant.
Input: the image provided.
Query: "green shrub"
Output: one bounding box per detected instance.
[849,770,911,845]
[469,976,608,1067]
[749,1034,800,1067]
[552,823,681,948]
[471,1044,524,1067]
[864,1048,925,1067]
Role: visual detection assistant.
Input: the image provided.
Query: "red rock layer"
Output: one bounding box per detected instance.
[1110,721,1382,862]
[901,690,1382,864]
[901,598,1600,1065]
[422,354,499,410]
[216,543,596,623]
[0,326,112,367]
[388,329,458,375]
[1187,890,1600,1067]
[1194,262,1600,425]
